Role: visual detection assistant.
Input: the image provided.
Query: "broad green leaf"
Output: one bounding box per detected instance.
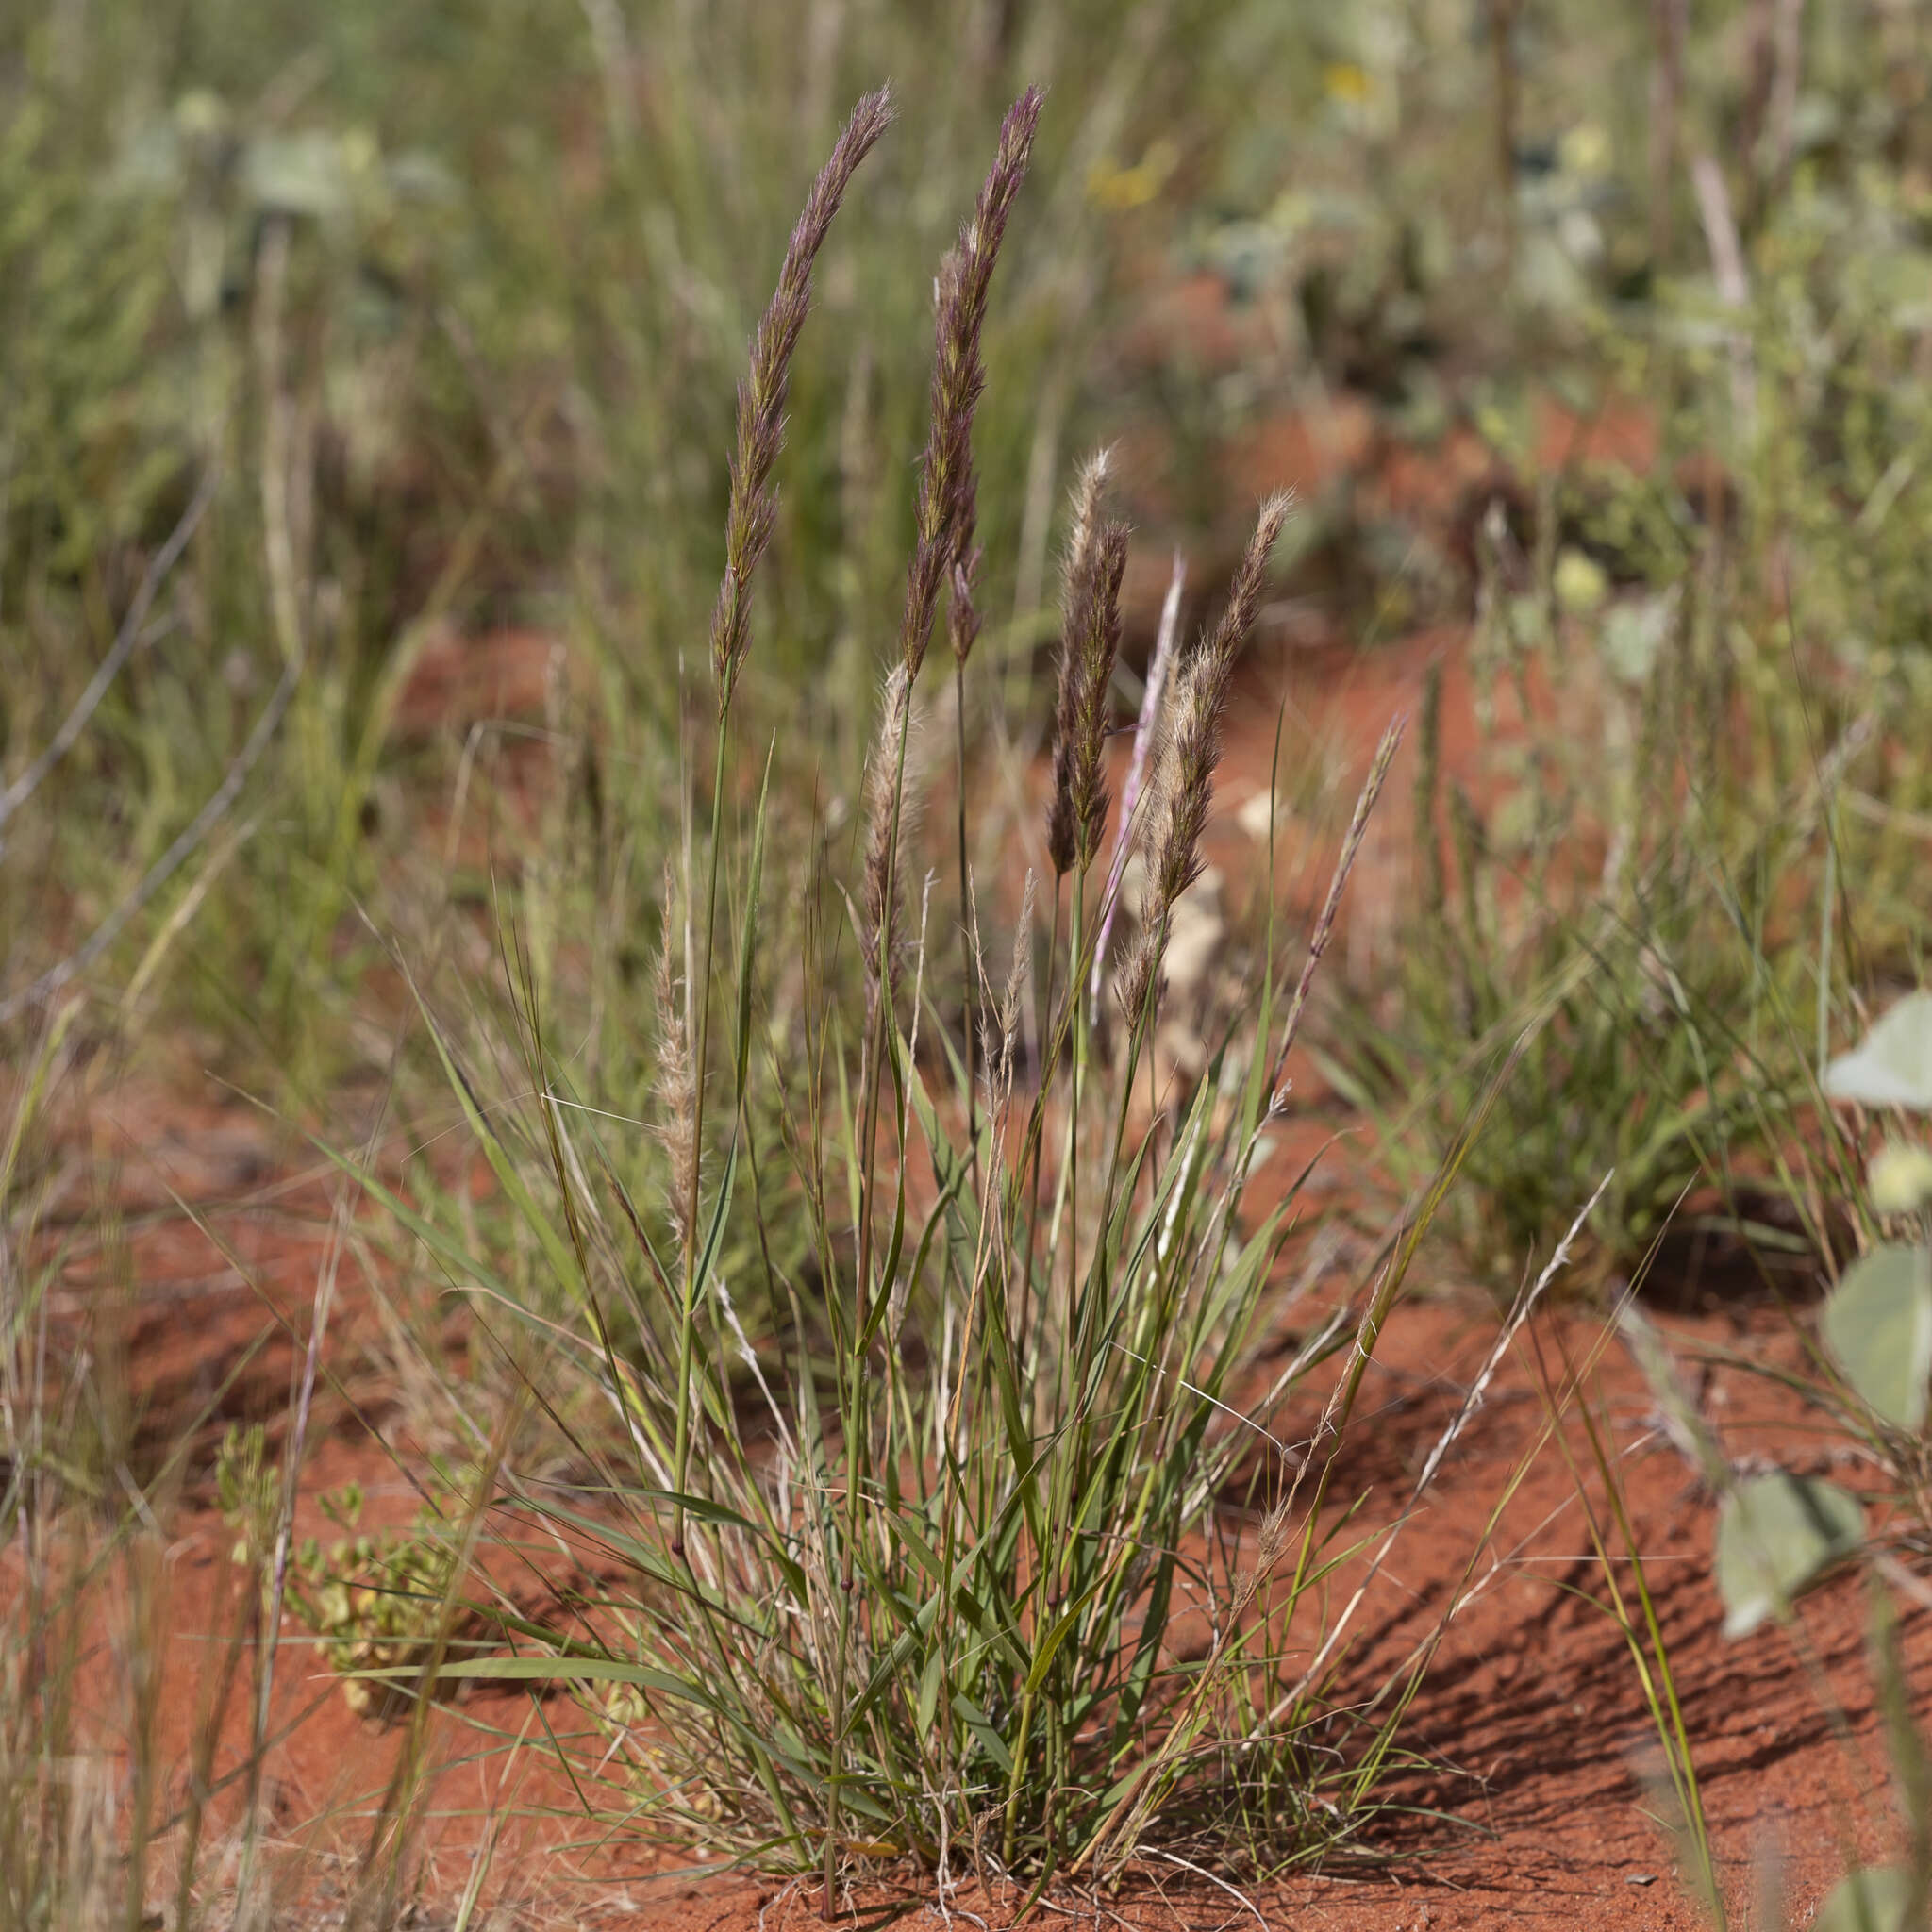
[1714,1473,1865,1639]
[1025,1583,1100,1694]
[1811,1867,1915,1932]
[951,1690,1012,1775]
[1824,992,1932,1110]
[1822,1242,1932,1429]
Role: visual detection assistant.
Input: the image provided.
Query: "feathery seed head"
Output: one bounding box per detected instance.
[1196,490,1291,677]
[1045,452,1121,875]
[899,88,1043,678]
[1118,495,1291,1019]
[1046,518,1128,875]
[709,88,894,708]
[1257,1498,1293,1574]
[861,665,918,1001]
[1064,446,1113,589]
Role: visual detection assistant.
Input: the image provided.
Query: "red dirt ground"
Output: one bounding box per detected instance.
[41,591,1926,1931]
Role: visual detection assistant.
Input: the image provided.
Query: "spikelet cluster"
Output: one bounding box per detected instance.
[901,88,1042,678]
[1043,450,1124,877]
[709,89,895,708]
[1045,517,1128,877]
[1118,493,1292,1019]
[860,665,919,1001]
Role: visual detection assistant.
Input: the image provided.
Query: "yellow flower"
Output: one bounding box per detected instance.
[1869,1141,1932,1215]
[1086,139,1178,211]
[1554,547,1609,615]
[1324,63,1373,106]
[1559,122,1610,178]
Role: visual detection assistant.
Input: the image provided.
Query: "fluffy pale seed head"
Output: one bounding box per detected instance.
[653,867,697,1237]
[1065,521,1129,873]
[860,665,918,998]
[1120,496,1291,1016]
[1196,490,1292,676]
[1064,447,1114,592]
[1046,459,1122,875]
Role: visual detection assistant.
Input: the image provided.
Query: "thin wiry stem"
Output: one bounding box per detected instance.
[952,523,986,1178]
[1268,715,1407,1100]
[677,88,893,1563]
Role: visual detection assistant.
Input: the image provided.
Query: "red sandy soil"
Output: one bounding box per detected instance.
[53,1099,1927,1932]
[35,584,1927,1932]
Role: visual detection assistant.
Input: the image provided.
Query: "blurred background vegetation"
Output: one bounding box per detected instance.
[8,0,1932,1277]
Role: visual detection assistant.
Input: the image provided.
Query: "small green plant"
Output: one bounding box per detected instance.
[1328,537,1819,1295]
[217,1425,481,1720]
[1598,991,1932,1929]
[1647,990,1932,1653]
[1698,990,1932,1621]
[1591,1356,1931,1932]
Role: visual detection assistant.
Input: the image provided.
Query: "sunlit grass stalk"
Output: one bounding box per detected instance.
[671,87,893,1561]
[838,90,1037,1908]
[1021,450,1112,1364]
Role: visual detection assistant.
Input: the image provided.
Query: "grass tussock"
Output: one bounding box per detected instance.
[386,93,1443,1903]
